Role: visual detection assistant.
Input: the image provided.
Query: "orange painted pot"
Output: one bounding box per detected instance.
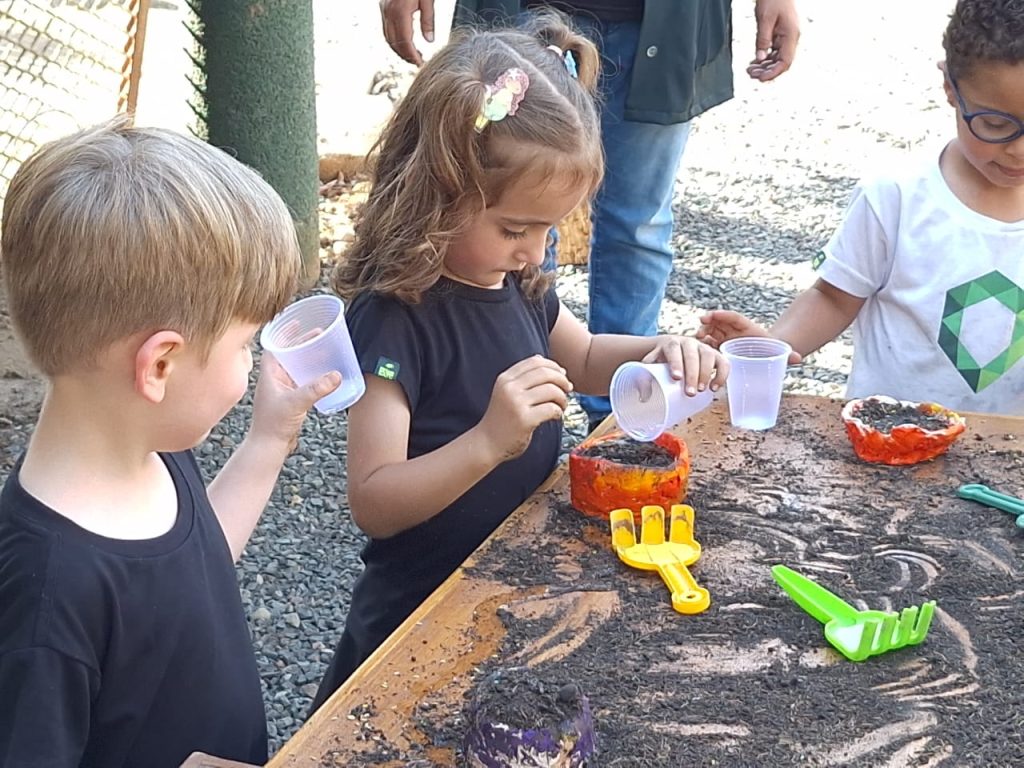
[569,431,691,523]
[841,396,966,466]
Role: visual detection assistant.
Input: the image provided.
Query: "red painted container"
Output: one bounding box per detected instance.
[569,431,691,523]
[841,396,966,466]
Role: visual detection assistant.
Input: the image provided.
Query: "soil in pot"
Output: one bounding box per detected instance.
[855,399,950,433]
[576,437,676,467]
[463,667,595,768]
[569,432,691,522]
[842,397,965,465]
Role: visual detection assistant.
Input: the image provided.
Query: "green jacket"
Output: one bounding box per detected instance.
[453,0,734,124]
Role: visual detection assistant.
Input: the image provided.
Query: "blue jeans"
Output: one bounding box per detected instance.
[575,19,692,421]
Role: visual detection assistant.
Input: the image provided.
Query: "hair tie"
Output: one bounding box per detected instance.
[474,68,530,133]
[546,44,578,79]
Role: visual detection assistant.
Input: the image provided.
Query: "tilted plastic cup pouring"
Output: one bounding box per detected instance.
[610,361,714,441]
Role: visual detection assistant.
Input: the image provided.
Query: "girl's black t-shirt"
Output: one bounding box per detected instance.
[339,276,563,664]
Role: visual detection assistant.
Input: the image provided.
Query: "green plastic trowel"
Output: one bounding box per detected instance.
[771,565,936,662]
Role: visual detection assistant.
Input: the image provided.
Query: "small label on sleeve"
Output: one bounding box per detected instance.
[374,356,400,380]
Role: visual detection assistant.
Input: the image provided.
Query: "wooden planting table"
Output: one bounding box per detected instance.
[267,394,1024,767]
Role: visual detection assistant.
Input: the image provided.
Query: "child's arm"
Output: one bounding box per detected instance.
[346,355,571,540]
[208,355,340,562]
[699,279,865,363]
[548,302,727,396]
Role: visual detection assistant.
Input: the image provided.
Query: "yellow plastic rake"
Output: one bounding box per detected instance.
[609,504,710,614]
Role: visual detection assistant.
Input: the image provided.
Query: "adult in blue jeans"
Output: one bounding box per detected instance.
[379,0,800,428]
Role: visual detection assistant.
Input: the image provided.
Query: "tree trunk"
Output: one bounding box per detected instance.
[198,0,320,285]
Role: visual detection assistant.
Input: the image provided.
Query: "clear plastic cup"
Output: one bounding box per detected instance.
[610,362,715,441]
[720,337,791,430]
[259,294,366,414]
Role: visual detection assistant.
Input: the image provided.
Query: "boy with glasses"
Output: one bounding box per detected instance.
[698,0,1024,415]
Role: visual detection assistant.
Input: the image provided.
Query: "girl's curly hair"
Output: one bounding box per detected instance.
[332,10,603,304]
[943,0,1024,78]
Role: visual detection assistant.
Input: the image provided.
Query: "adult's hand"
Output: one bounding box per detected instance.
[746,0,800,82]
[380,0,436,66]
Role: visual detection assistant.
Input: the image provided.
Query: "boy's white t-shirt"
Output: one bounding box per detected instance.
[815,147,1024,415]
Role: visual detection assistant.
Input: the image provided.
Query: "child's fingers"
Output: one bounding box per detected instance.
[295,326,324,344]
[701,309,730,323]
[696,324,723,345]
[258,351,296,386]
[523,382,570,412]
[504,354,566,378]
[642,339,687,378]
[699,332,723,349]
[288,371,341,411]
[503,356,572,393]
[704,309,744,329]
[679,342,703,395]
[704,345,730,391]
[537,401,567,424]
[310,371,342,400]
[512,402,567,438]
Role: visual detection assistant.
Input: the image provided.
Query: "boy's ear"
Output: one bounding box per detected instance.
[135,330,187,403]
[937,61,956,108]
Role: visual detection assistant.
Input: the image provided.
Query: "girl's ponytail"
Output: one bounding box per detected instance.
[529,11,601,93]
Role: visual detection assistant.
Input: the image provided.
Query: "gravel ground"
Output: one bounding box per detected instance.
[0,0,956,758]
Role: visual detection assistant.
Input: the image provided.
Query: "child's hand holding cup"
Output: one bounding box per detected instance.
[260,294,366,414]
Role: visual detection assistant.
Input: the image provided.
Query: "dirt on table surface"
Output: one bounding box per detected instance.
[344,399,1024,767]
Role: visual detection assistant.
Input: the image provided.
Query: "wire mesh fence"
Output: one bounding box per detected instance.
[0,0,146,201]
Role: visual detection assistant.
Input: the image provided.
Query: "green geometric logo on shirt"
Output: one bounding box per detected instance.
[811,250,826,270]
[938,270,1024,392]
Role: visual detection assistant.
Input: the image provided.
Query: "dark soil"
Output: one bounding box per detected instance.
[469,669,583,732]
[346,406,1024,767]
[854,398,951,433]
[576,437,676,467]
[461,668,594,766]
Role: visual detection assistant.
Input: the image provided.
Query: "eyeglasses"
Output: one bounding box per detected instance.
[947,73,1024,144]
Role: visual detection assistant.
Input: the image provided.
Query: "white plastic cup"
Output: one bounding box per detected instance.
[720,337,791,430]
[259,294,366,414]
[610,362,715,441]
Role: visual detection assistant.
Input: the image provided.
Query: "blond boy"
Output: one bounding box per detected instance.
[0,118,338,767]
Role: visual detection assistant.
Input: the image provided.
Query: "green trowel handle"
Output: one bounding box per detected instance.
[958,484,1024,516]
[771,565,860,626]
